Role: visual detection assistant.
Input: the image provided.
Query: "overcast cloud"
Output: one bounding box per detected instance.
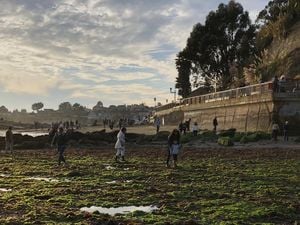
[0,0,269,110]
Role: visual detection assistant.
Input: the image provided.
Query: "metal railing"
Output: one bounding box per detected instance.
[156,80,300,112]
[182,82,274,105]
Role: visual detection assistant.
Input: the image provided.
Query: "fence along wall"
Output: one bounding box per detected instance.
[156,81,300,133]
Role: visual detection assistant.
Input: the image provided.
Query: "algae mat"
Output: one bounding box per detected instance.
[0,147,299,225]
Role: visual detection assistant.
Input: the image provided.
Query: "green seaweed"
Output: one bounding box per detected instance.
[0,147,299,225]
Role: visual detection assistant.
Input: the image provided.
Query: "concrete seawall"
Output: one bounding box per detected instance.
[156,84,300,134]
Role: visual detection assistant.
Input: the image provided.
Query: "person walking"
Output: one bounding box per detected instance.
[213,117,218,132]
[115,127,127,162]
[192,122,199,136]
[178,121,186,134]
[283,121,289,141]
[154,117,161,133]
[51,127,68,166]
[272,76,279,93]
[272,122,280,141]
[166,129,181,168]
[5,126,13,155]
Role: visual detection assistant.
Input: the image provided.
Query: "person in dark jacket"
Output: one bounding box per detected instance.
[51,127,68,166]
[5,126,13,155]
[166,129,181,168]
[283,121,289,141]
[213,117,218,132]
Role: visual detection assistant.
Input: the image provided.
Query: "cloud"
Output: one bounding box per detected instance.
[0,0,269,109]
[0,73,58,95]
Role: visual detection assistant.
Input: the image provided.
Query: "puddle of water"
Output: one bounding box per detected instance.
[105,166,116,170]
[0,130,47,137]
[0,173,10,177]
[0,188,12,192]
[105,180,132,184]
[80,205,158,215]
[105,181,117,184]
[25,177,59,182]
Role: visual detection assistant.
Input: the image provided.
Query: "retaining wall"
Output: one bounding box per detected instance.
[156,92,300,134]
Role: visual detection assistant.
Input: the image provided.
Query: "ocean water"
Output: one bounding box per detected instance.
[0,130,48,137]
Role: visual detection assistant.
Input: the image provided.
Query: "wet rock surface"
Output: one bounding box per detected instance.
[0,130,172,150]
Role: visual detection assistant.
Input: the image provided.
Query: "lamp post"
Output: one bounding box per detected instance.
[170,87,176,103]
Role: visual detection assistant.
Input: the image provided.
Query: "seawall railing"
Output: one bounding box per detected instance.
[156,80,299,111]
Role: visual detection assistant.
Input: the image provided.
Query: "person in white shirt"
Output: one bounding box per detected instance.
[192,122,199,136]
[115,127,127,162]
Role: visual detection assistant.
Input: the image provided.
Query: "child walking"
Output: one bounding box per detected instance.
[166,129,181,168]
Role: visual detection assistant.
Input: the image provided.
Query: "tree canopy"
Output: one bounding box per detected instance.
[0,105,9,113]
[256,0,300,51]
[92,101,104,111]
[58,102,72,111]
[31,102,44,112]
[176,0,256,97]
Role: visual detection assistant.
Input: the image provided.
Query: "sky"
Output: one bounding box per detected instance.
[0,0,269,111]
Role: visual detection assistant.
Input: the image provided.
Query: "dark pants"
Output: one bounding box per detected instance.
[272,130,278,141]
[156,125,160,133]
[283,130,288,141]
[166,147,171,165]
[193,130,198,136]
[58,145,66,165]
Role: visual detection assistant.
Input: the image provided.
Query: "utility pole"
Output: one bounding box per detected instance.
[170,88,176,103]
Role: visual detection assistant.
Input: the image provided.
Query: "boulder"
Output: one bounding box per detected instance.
[218,137,234,146]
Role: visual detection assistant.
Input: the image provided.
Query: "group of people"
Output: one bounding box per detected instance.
[114,126,181,168]
[178,117,218,135]
[1,116,291,168]
[272,75,287,93]
[271,120,289,141]
[178,119,191,134]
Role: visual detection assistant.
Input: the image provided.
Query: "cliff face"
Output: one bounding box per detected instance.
[258,21,300,80]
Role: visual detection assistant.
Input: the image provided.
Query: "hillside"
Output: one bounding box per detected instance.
[258,21,300,80]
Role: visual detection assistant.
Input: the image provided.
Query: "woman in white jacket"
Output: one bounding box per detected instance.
[115,127,127,162]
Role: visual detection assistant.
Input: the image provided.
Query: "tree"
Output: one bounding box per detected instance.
[93,101,104,111]
[73,103,85,111]
[256,0,289,25]
[176,1,256,95]
[256,0,300,51]
[175,50,192,98]
[58,102,72,111]
[32,102,44,112]
[0,105,9,113]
